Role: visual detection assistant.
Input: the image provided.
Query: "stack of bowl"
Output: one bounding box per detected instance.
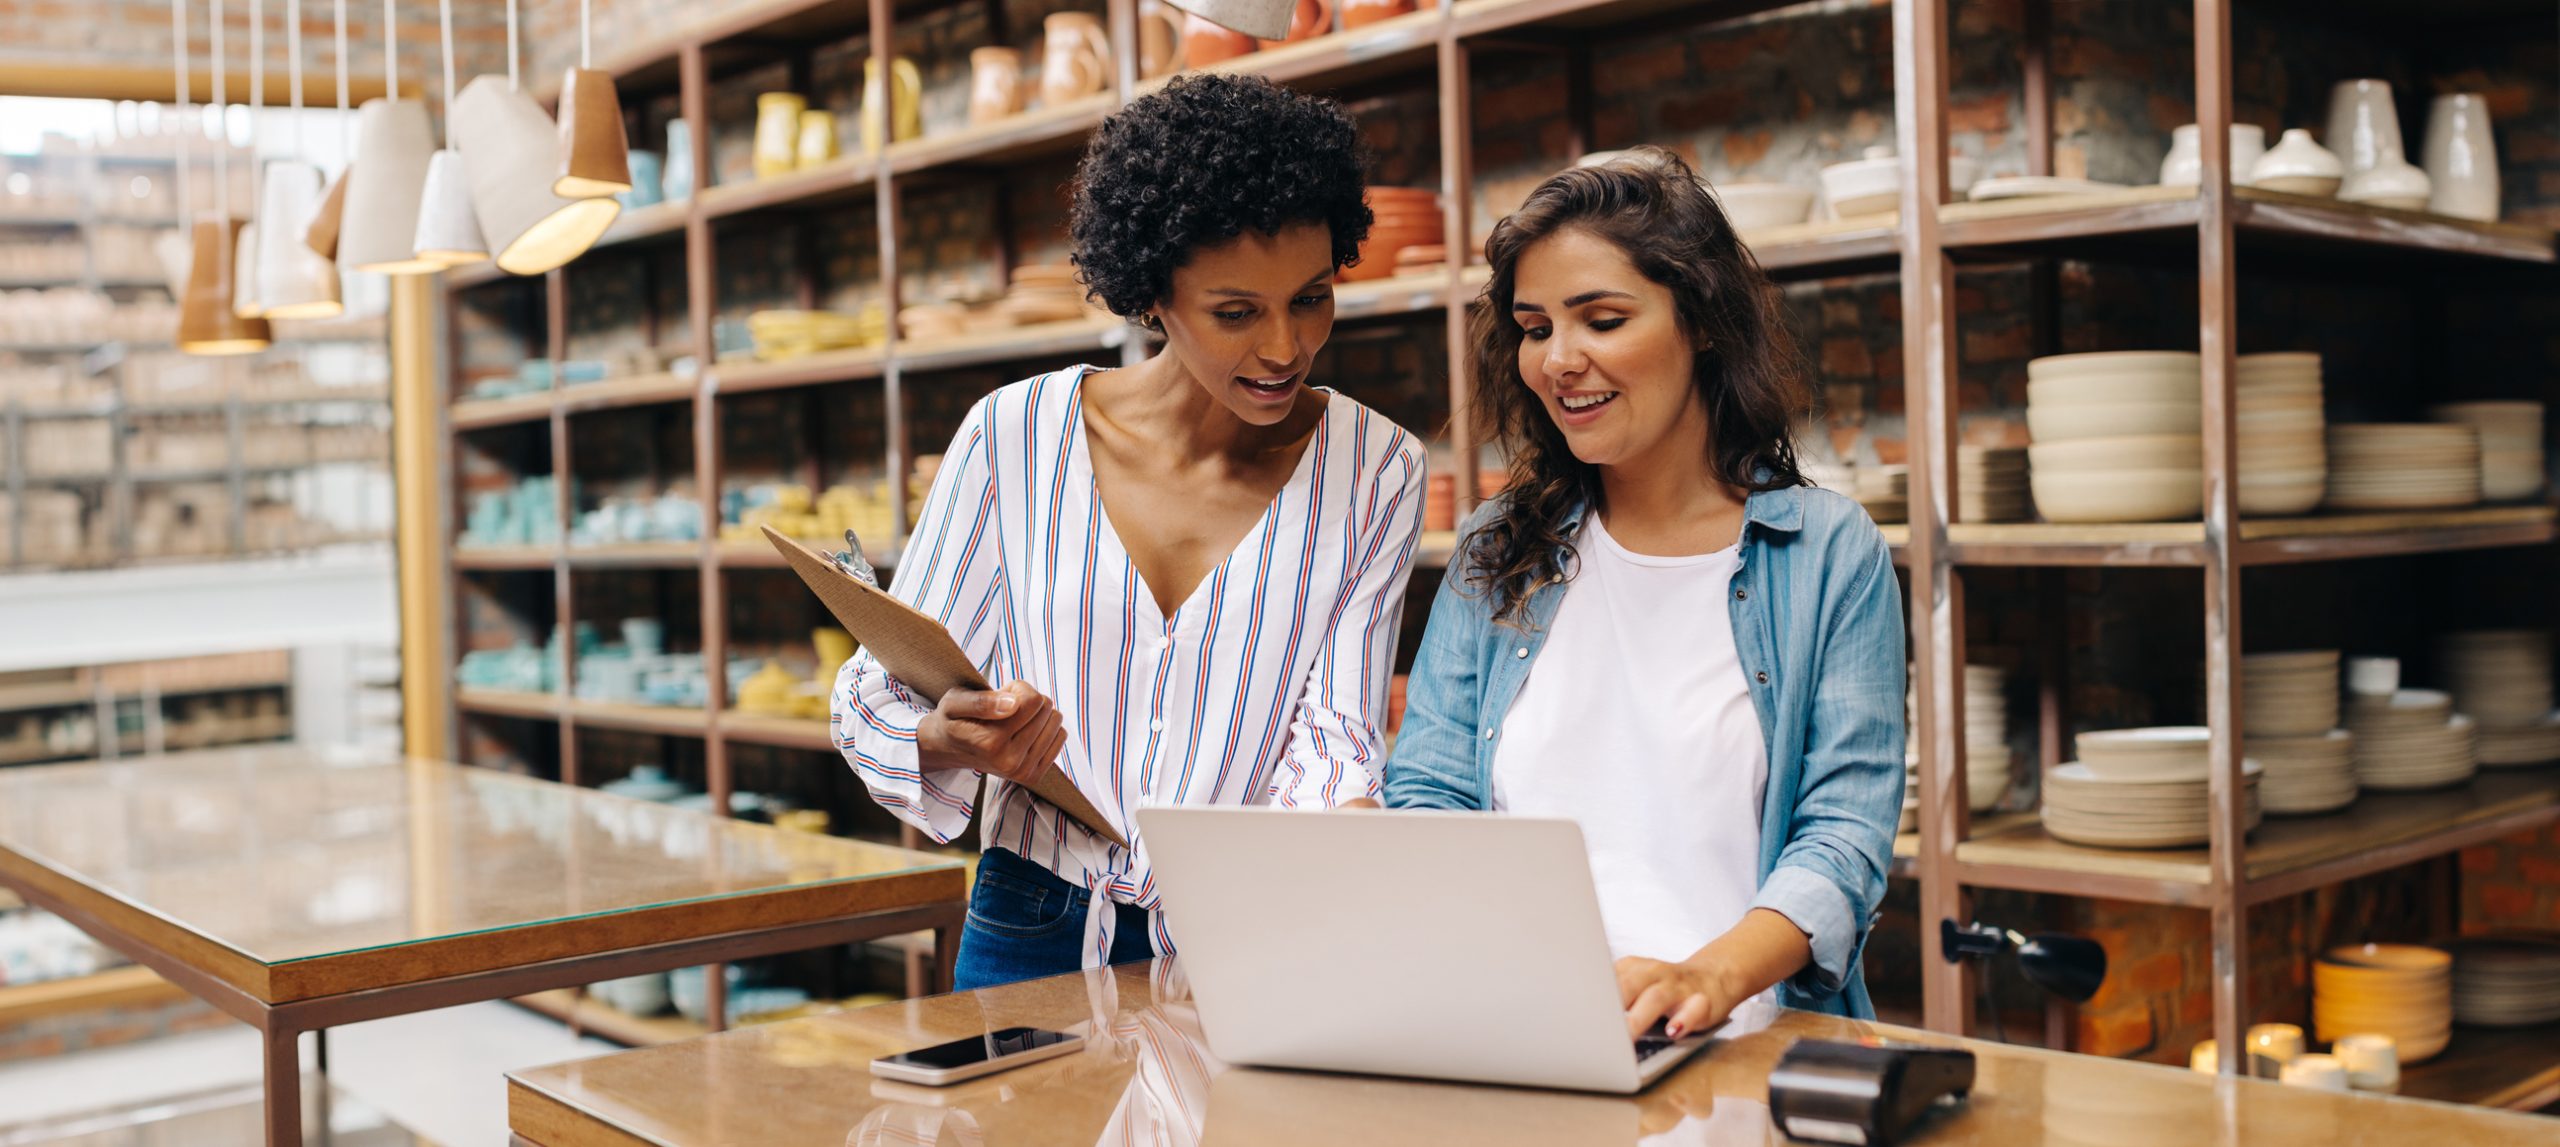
[1855,464,1908,524]
[746,305,887,360]
[2046,727,2262,849]
[2428,401,2546,503]
[1904,662,2013,811]
[1349,188,1442,281]
[1900,753,1919,834]
[2025,351,2203,523]
[2243,650,2357,814]
[2441,630,2560,767]
[2235,352,2328,515]
[1959,445,2030,522]
[2344,689,2477,791]
[2448,936,2560,1027]
[2314,943,2451,1063]
[2324,424,2481,510]
[897,301,973,343]
[998,264,1097,326]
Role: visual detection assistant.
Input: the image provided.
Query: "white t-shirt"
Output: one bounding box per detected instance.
[1492,513,1769,969]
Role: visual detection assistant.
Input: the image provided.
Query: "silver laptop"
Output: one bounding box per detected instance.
[1134,806,1711,1094]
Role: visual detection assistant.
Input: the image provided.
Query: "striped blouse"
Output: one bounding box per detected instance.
[832,364,1427,967]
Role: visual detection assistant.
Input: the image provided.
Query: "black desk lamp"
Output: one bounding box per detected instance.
[1941,920,2108,1041]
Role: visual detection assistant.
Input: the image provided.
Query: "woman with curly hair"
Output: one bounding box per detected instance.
[833,73,1425,990]
[1377,150,1904,1033]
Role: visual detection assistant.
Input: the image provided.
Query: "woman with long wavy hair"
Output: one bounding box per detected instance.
[1375,149,1904,1035]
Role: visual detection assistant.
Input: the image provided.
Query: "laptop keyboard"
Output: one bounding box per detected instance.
[1634,1021,1679,1061]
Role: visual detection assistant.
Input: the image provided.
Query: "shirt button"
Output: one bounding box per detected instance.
[1735,588,1748,601]
[1483,728,1496,740]
[1755,671,1770,684]
[1515,647,1529,659]
[1149,719,1165,733]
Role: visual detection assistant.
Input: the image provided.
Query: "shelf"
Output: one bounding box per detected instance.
[591,198,694,252]
[700,154,877,220]
[1953,766,2560,907]
[1335,268,1465,321]
[568,699,710,737]
[884,94,1115,179]
[0,966,182,1027]
[451,389,558,430]
[455,687,563,721]
[454,545,561,570]
[565,542,704,568]
[718,711,835,752]
[558,372,699,415]
[896,317,1126,375]
[1170,8,1443,92]
[716,537,900,569]
[1893,810,2037,879]
[709,346,885,395]
[1453,0,1798,38]
[1937,505,2557,568]
[1745,215,1904,278]
[1938,184,2557,266]
[0,682,93,713]
[511,988,708,1048]
[2397,1022,2560,1112]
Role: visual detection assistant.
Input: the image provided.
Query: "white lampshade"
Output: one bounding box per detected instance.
[453,75,620,276]
[257,160,345,319]
[339,98,442,274]
[231,220,266,318]
[411,148,488,266]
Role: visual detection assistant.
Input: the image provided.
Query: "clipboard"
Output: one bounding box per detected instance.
[763,526,1128,848]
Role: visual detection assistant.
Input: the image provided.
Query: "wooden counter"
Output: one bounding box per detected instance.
[508,958,2558,1147]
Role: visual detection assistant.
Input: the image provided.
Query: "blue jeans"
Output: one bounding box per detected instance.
[953,847,1156,992]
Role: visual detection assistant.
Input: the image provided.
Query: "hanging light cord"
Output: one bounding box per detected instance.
[287,0,303,157]
[438,0,457,147]
[383,0,398,104]
[581,0,591,69]
[171,0,191,223]
[247,0,262,217]
[333,0,349,164]
[506,0,518,90]
[211,0,228,221]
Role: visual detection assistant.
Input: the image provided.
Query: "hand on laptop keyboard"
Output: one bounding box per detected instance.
[1633,1019,1680,1060]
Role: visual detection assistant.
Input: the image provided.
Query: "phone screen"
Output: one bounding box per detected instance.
[880,1027,1076,1071]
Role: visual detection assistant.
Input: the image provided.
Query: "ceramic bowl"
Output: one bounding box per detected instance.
[2031,469,2204,523]
[1710,182,1817,229]
[2027,402,2201,444]
[2026,350,2202,382]
[1820,150,1902,218]
[2027,372,2202,407]
[2029,434,2203,472]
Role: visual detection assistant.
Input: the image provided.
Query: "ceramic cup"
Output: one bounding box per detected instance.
[968,46,1027,125]
[2160,123,2267,188]
[2281,1053,2350,1093]
[2325,78,2405,176]
[796,109,839,168]
[623,617,666,658]
[2423,93,2500,222]
[2247,1023,2305,1064]
[1137,0,1185,79]
[1041,12,1113,107]
[753,93,807,179]
[2346,656,2400,696]
[2189,1040,2219,1074]
[2332,1033,2400,1092]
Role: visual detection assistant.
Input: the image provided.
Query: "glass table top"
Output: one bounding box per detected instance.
[0,745,962,970]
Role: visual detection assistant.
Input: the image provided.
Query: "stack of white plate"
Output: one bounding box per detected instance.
[2345,689,2478,791]
[2046,749,2263,849]
[2325,424,2482,510]
[1959,445,2030,522]
[2025,352,2202,523]
[1856,464,1908,525]
[1906,663,2014,811]
[2477,713,2560,768]
[2448,936,2560,1027]
[2242,649,2341,736]
[2428,401,2546,503]
[2441,630,2560,768]
[2235,352,2328,515]
[2246,729,2358,815]
[2316,944,2452,1063]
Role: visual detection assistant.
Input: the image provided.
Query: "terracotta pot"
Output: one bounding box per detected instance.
[1041,12,1112,107]
[1184,13,1259,68]
[1341,0,1414,30]
[1260,0,1331,47]
[969,46,1027,125]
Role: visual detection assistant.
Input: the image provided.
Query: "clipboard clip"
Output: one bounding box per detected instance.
[833,529,882,589]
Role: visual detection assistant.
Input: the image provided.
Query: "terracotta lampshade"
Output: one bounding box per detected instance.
[453,75,620,276]
[258,160,345,318]
[178,215,274,355]
[553,67,632,198]
[231,220,266,318]
[340,98,442,274]
[1158,0,1290,40]
[411,148,488,265]
[304,166,349,258]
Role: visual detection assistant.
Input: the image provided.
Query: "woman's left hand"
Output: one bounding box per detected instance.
[1616,955,1737,1041]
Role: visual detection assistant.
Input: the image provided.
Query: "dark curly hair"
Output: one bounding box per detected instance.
[1070,73,1373,327]
[1465,148,1811,626]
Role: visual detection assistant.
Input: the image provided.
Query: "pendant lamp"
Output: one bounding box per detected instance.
[258,0,344,318]
[409,0,486,265]
[454,0,618,276]
[175,0,273,355]
[553,0,631,198]
[303,0,351,259]
[231,0,266,318]
[340,0,440,274]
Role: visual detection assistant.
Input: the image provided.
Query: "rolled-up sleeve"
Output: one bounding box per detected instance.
[1272,436,1426,808]
[1750,519,1905,993]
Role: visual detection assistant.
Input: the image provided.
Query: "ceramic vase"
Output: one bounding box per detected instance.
[860,57,924,154]
[753,93,807,179]
[2159,123,2265,188]
[1137,0,1185,79]
[662,119,696,200]
[2249,129,2344,198]
[1260,0,1331,47]
[2422,93,2500,221]
[797,109,840,168]
[969,46,1027,125]
[2324,79,2404,177]
[1183,12,1258,68]
[1041,12,1113,107]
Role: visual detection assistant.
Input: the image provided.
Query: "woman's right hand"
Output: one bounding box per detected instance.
[917,682,1067,785]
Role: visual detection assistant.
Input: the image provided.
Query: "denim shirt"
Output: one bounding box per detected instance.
[1381,483,1906,1018]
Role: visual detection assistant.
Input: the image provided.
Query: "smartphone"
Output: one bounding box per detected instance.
[870,1027,1085,1086]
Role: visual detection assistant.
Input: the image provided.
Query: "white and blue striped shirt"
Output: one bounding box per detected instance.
[833,364,1426,966]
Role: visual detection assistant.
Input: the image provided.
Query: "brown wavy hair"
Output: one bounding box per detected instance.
[1464,148,1812,625]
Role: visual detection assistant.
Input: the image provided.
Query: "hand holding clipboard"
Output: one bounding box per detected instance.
[763,526,1129,848]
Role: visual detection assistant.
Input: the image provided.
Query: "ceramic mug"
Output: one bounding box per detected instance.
[2346,656,2400,696]
[2246,1023,2304,1064]
[753,92,807,179]
[2324,78,2404,176]
[2332,1033,2400,1092]
[2423,93,2500,222]
[860,57,924,155]
[2280,1053,2349,1093]
[1041,12,1113,107]
[1184,11,1259,68]
[1137,0,1185,79]
[969,45,1027,125]
[796,109,840,168]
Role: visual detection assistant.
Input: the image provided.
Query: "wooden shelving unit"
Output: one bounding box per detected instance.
[0,966,184,1028]
[2399,1023,2560,1112]
[425,0,2560,1076]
